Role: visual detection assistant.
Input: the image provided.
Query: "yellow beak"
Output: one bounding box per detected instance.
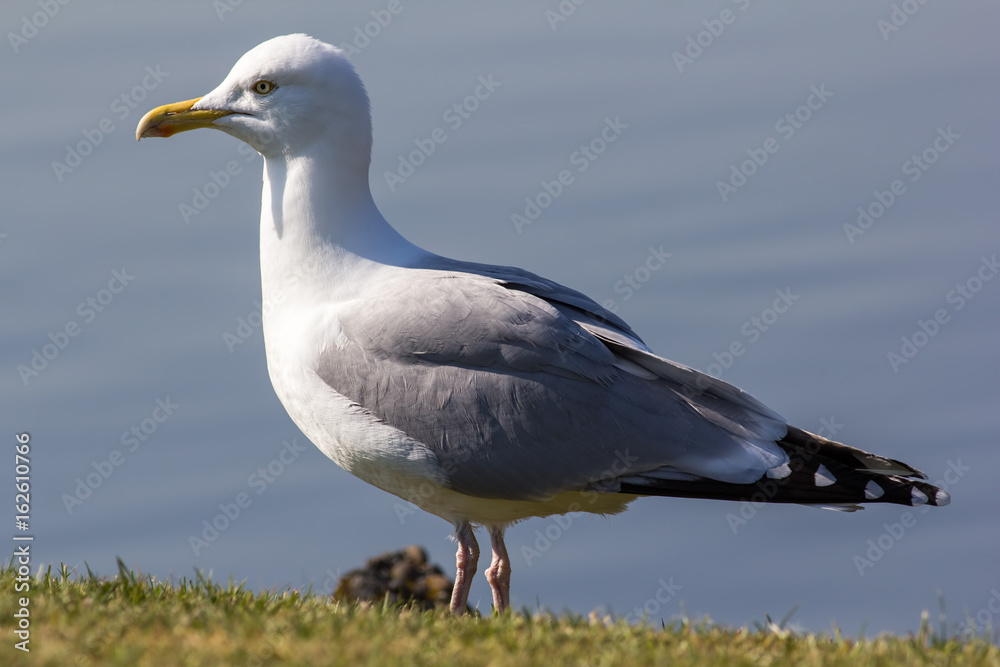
[135,97,235,140]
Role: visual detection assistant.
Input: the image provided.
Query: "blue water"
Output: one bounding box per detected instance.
[3,1,998,638]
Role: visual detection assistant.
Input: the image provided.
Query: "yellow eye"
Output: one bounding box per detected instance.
[253,80,275,95]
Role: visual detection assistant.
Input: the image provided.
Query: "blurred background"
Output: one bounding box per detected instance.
[2,0,998,637]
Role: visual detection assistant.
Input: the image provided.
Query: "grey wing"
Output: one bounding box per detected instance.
[411,254,643,344]
[415,254,785,428]
[316,266,789,502]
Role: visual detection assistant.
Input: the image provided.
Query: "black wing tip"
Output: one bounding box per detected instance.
[616,426,951,509]
[617,474,950,508]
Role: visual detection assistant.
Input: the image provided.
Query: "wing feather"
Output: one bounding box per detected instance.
[316,265,789,501]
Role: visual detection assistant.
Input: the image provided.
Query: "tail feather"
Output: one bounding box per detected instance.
[617,427,950,509]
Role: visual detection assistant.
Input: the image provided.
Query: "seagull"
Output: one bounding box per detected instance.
[136,34,949,615]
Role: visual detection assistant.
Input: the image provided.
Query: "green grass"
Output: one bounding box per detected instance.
[1,561,996,666]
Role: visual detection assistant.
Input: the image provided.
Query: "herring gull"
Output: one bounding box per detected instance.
[136,34,949,615]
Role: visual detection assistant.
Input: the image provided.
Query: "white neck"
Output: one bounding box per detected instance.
[258,147,426,307]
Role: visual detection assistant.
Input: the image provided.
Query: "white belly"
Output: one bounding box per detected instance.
[262,300,637,527]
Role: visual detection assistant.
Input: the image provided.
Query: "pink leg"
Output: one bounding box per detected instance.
[486,526,511,614]
[450,522,479,615]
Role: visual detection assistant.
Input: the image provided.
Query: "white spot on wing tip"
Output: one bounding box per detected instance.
[814,464,836,487]
[766,463,791,480]
[911,488,928,506]
[934,489,951,506]
[864,480,884,500]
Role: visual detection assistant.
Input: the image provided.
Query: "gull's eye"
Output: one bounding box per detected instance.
[253,80,275,95]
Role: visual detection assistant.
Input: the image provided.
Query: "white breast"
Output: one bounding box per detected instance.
[263,299,447,498]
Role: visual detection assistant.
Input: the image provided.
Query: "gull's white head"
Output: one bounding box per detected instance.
[136,34,371,163]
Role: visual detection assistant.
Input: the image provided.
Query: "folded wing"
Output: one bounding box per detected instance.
[316,262,792,501]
